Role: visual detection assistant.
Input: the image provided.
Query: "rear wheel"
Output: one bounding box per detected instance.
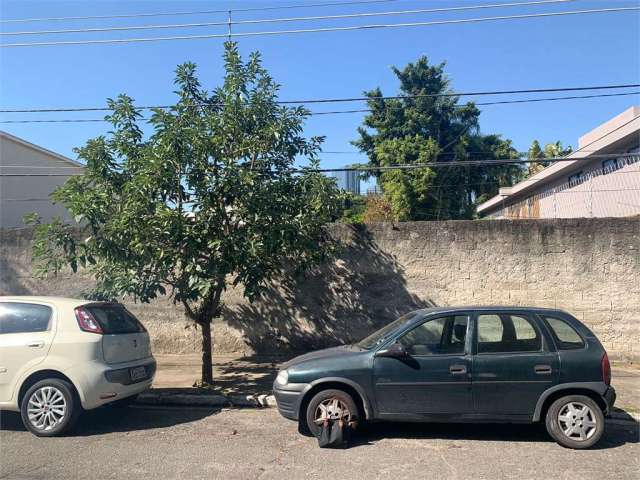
[304,389,358,437]
[20,379,81,437]
[545,395,605,449]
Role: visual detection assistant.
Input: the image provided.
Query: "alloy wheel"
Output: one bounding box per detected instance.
[557,401,597,441]
[27,386,67,431]
[314,397,351,425]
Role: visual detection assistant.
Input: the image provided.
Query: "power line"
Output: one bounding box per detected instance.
[1,1,574,36]
[1,90,637,124]
[7,89,636,124]
[1,153,637,176]
[2,6,636,48]
[3,151,636,170]
[1,84,637,114]
[0,0,397,24]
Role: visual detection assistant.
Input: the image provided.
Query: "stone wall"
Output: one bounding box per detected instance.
[1,218,638,361]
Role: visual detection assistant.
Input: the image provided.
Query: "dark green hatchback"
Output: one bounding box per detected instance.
[273,306,616,449]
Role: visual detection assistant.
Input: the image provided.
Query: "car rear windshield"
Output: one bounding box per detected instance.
[85,304,146,335]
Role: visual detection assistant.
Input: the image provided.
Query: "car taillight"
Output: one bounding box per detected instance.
[75,306,103,334]
[602,352,611,385]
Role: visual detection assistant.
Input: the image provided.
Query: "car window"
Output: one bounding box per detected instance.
[356,311,419,349]
[398,315,469,355]
[477,313,541,354]
[0,302,52,334]
[512,315,537,340]
[542,315,585,350]
[477,314,503,342]
[84,304,145,335]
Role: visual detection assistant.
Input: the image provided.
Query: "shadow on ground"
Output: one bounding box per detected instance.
[0,404,220,437]
[349,419,639,450]
[213,355,281,395]
[225,224,433,354]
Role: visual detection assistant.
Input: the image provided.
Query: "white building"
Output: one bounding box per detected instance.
[477,106,640,219]
[0,131,84,229]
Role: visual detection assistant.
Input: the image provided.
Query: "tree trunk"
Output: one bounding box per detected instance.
[200,320,214,385]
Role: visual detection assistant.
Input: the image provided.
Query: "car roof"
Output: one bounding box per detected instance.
[414,305,567,318]
[0,296,94,308]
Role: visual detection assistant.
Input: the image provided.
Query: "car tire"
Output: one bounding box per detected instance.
[304,389,359,438]
[545,394,605,449]
[20,378,81,437]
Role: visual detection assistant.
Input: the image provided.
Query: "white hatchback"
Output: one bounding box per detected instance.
[0,296,155,436]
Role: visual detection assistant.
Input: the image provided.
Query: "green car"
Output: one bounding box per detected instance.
[273,306,616,449]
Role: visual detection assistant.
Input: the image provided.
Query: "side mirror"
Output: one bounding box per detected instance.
[375,342,408,358]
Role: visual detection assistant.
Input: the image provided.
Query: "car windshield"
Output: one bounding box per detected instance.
[355,312,419,350]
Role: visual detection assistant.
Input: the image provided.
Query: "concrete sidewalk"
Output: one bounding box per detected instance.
[146,354,639,418]
[153,354,283,394]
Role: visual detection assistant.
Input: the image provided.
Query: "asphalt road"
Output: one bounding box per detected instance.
[0,406,638,480]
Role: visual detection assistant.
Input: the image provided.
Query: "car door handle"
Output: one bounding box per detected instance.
[27,341,44,348]
[449,365,467,375]
[534,364,552,375]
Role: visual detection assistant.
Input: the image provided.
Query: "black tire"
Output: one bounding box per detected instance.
[20,378,81,437]
[304,389,359,438]
[545,394,605,449]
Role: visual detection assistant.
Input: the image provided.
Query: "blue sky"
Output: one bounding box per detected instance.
[1,0,639,175]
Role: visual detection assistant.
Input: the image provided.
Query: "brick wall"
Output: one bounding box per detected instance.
[1,218,638,361]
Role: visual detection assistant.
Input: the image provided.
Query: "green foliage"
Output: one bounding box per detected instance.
[354,57,523,220]
[26,42,341,382]
[338,193,366,224]
[526,140,573,176]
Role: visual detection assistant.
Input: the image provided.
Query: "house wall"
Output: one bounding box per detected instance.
[490,154,640,219]
[0,134,81,228]
[1,218,639,361]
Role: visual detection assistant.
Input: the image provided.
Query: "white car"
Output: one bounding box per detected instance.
[0,296,155,436]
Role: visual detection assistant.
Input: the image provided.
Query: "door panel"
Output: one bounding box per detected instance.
[473,352,558,415]
[472,312,559,416]
[374,354,472,414]
[0,303,56,402]
[373,314,472,415]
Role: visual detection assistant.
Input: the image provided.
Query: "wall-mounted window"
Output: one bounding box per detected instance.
[602,158,621,174]
[567,171,584,186]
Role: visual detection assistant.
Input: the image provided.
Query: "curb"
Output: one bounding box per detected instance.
[137,391,276,408]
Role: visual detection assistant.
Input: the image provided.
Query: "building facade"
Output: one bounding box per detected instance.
[0,131,84,229]
[477,106,640,219]
[330,169,361,195]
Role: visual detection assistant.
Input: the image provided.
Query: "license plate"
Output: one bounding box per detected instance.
[130,366,147,382]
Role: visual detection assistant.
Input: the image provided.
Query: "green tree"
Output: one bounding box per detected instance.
[354,57,522,220]
[26,42,341,384]
[338,193,366,223]
[527,140,573,176]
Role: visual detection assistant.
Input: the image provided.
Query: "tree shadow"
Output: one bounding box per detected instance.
[213,355,282,395]
[0,404,220,437]
[224,224,433,354]
[0,255,33,295]
[349,419,638,450]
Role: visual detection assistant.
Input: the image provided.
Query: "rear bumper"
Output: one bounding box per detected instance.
[603,386,616,415]
[65,357,156,410]
[273,382,308,421]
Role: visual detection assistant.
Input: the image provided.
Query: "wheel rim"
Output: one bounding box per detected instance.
[557,401,597,441]
[314,398,351,425]
[27,386,67,431]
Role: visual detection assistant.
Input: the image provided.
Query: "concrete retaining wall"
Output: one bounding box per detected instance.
[1,218,638,361]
